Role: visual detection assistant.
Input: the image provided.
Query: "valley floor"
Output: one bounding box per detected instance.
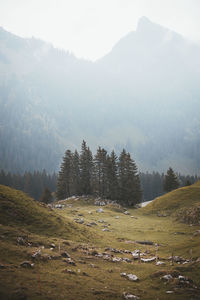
[0,197,200,300]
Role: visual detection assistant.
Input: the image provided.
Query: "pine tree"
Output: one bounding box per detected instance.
[94,147,108,198]
[118,149,142,206]
[40,187,53,204]
[163,167,179,192]
[106,150,119,200]
[56,149,73,200]
[79,140,93,195]
[71,150,81,195]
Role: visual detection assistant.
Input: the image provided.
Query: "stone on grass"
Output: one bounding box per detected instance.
[20,261,34,268]
[62,269,76,274]
[17,237,26,245]
[50,243,56,248]
[161,274,173,281]
[123,257,132,263]
[141,257,156,263]
[127,274,139,281]
[120,272,127,277]
[31,249,41,259]
[112,257,122,262]
[166,291,174,294]
[102,228,110,232]
[115,216,119,219]
[89,222,98,226]
[0,264,7,269]
[136,240,154,245]
[156,261,165,266]
[124,211,130,215]
[96,208,104,213]
[61,251,70,258]
[76,218,84,224]
[63,258,76,266]
[123,292,140,299]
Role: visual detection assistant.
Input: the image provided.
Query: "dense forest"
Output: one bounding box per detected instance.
[0,141,198,203]
[56,141,142,206]
[0,169,57,201]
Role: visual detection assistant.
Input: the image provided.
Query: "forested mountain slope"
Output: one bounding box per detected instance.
[0,17,200,174]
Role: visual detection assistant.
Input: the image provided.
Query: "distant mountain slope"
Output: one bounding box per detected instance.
[0,17,200,174]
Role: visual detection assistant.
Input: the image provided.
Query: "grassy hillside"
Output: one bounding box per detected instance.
[0,184,93,240]
[142,181,200,217]
[0,185,200,299]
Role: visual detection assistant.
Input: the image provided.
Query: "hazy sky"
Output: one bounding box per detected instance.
[0,0,200,60]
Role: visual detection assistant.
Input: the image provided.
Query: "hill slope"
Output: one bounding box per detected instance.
[143,181,200,222]
[0,184,91,240]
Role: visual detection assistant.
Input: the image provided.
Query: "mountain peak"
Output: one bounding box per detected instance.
[137,16,154,31]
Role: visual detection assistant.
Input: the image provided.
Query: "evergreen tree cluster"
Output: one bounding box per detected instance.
[140,169,198,201]
[56,141,142,206]
[0,169,57,201]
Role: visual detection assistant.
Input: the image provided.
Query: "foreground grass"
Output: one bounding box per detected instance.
[0,186,200,299]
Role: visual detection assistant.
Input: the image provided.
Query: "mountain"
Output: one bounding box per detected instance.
[0,17,200,174]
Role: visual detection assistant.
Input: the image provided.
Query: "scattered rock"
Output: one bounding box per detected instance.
[136,241,154,245]
[168,256,185,263]
[124,211,130,215]
[166,291,174,294]
[156,261,165,266]
[63,258,76,266]
[123,258,132,263]
[124,250,132,254]
[102,228,110,232]
[120,272,127,277]
[50,243,56,248]
[111,248,122,254]
[31,249,41,259]
[91,250,99,256]
[76,218,84,224]
[89,222,98,226]
[61,251,70,258]
[112,257,122,262]
[62,269,76,274]
[161,274,173,281]
[126,274,139,281]
[17,237,26,245]
[20,261,34,268]
[0,263,7,269]
[115,216,119,219]
[123,292,140,299]
[96,208,104,213]
[82,272,89,276]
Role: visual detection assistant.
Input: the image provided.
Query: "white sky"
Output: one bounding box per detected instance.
[0,0,200,61]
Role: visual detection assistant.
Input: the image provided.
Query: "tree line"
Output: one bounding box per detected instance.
[0,169,57,201]
[56,141,142,206]
[0,151,198,204]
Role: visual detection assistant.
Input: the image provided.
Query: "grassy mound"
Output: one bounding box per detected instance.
[0,185,92,240]
[142,180,200,217]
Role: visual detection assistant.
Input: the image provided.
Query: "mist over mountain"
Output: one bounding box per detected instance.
[0,17,200,174]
